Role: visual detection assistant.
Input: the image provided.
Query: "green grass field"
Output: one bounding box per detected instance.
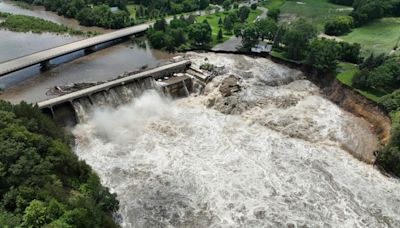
[279,0,352,31]
[196,9,263,44]
[336,62,386,102]
[259,0,285,10]
[340,17,400,56]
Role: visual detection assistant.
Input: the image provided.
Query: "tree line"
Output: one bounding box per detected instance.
[146,4,254,51]
[234,17,361,71]
[326,0,400,35]
[134,0,211,20]
[148,16,212,51]
[0,101,119,227]
[14,0,132,29]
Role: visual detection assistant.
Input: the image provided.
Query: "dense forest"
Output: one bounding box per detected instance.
[0,101,119,227]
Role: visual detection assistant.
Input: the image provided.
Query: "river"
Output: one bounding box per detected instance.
[0,1,174,103]
[73,53,400,228]
[0,0,110,32]
[1,2,400,227]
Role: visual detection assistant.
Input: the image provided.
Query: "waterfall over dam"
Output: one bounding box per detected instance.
[38,60,198,125]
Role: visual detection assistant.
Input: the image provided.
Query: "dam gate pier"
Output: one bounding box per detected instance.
[37,59,209,126]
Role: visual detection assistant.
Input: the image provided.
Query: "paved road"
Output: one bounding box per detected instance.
[0,23,150,77]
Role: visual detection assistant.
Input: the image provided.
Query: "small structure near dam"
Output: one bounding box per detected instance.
[37,59,207,126]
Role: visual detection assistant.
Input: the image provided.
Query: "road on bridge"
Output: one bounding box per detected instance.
[0,23,150,77]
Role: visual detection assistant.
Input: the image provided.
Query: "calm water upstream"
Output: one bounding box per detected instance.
[0,1,173,103]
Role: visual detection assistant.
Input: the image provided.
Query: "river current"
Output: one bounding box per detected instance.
[73,53,400,228]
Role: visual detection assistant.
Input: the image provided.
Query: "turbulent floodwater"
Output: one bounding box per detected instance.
[73,53,400,227]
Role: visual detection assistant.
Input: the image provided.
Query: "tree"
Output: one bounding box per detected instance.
[148,30,168,49]
[222,0,231,11]
[218,17,223,27]
[255,18,278,41]
[241,23,259,49]
[153,18,167,31]
[21,200,50,228]
[170,28,186,47]
[377,124,400,176]
[251,3,257,10]
[324,16,354,35]
[238,6,250,22]
[224,16,234,32]
[306,38,340,72]
[283,19,317,60]
[188,21,212,46]
[267,8,280,21]
[199,0,210,10]
[233,23,243,37]
[217,28,224,42]
[379,90,400,112]
[338,42,362,63]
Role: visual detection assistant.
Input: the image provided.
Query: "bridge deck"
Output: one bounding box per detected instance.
[37,60,191,109]
[0,23,150,76]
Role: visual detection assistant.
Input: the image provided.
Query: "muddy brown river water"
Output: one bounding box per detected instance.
[1,2,399,227]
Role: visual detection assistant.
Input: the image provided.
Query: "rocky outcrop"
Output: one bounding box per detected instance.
[219,75,241,97]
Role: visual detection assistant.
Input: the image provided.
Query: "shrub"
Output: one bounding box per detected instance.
[324,16,354,36]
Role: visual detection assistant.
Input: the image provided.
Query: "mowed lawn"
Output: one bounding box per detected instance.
[279,0,352,31]
[340,17,400,56]
[336,62,386,102]
[196,9,263,44]
[259,0,285,10]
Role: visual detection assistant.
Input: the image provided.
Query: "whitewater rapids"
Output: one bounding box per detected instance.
[73,53,400,227]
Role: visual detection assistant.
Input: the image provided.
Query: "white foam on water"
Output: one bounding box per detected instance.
[73,53,400,228]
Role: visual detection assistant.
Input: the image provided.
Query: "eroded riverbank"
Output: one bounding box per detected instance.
[72,53,400,227]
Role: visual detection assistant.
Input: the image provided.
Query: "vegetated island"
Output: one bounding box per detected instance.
[0,12,96,36]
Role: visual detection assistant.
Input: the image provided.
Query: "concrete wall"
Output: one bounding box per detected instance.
[38,60,191,125]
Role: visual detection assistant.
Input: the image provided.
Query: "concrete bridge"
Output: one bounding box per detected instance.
[0,23,150,77]
[37,60,192,125]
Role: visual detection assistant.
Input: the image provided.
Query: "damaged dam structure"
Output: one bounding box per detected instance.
[37,60,205,125]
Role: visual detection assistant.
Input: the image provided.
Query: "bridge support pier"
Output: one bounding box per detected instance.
[84,46,97,54]
[40,60,51,70]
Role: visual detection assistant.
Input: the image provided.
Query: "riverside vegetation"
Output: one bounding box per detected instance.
[0,13,86,35]
[0,101,119,227]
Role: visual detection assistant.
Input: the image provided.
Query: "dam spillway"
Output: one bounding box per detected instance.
[37,60,196,125]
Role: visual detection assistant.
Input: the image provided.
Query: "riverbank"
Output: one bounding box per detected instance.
[0,13,95,36]
[267,52,392,143]
[188,49,391,163]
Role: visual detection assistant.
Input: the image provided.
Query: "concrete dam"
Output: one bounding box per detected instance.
[37,59,206,126]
